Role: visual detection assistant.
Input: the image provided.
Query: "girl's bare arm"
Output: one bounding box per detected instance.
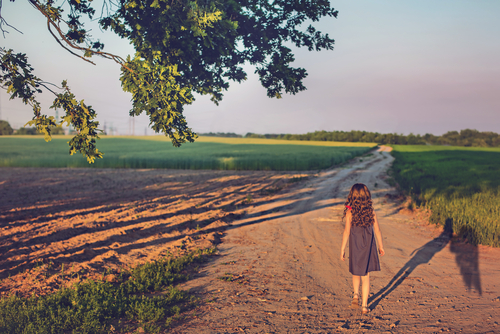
[340,211,351,261]
[373,212,385,256]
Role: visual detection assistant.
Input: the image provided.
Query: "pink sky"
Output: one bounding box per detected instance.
[1,0,499,136]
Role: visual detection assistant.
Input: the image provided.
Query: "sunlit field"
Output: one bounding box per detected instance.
[0,136,376,171]
[391,145,500,247]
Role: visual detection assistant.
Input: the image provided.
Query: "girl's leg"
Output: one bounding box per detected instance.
[360,273,370,310]
[351,275,360,307]
[352,275,360,296]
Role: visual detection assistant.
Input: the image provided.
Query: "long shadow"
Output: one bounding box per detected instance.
[449,235,482,295]
[1,195,342,278]
[1,170,294,229]
[0,167,339,279]
[0,169,264,217]
[369,230,451,309]
[369,221,482,309]
[2,187,317,258]
[3,181,344,280]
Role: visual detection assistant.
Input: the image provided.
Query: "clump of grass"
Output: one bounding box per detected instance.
[391,145,500,247]
[261,185,283,195]
[217,273,234,282]
[0,248,216,334]
[216,272,248,285]
[288,176,309,183]
[245,194,253,204]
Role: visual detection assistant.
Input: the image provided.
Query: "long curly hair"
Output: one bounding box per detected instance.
[342,183,375,227]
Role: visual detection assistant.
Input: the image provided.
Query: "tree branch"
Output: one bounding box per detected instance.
[29,0,128,68]
[46,19,96,65]
[0,0,23,37]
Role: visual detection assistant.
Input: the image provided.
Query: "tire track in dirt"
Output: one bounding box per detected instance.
[175,147,500,333]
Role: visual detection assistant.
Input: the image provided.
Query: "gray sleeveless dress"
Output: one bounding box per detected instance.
[349,224,380,276]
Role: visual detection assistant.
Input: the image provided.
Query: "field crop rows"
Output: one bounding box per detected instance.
[0,136,376,171]
[391,145,500,247]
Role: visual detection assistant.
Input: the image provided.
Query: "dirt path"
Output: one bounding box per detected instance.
[174,147,500,333]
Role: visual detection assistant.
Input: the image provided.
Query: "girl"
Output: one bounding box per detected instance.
[340,183,385,314]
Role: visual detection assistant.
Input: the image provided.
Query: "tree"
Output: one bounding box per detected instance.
[0,120,13,135]
[0,0,337,162]
[14,127,38,135]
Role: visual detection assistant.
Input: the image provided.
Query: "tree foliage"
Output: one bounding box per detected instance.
[0,120,13,135]
[0,0,337,162]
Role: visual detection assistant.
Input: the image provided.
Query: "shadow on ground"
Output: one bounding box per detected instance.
[370,221,482,310]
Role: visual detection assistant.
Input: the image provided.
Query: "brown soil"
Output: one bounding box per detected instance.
[2,147,500,333]
[0,167,308,297]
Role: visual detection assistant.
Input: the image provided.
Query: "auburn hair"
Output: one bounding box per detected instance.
[342,183,375,227]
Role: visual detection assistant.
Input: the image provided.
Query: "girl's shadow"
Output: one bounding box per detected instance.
[369,221,482,309]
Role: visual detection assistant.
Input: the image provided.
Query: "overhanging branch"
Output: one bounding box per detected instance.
[0,0,23,37]
[28,0,128,68]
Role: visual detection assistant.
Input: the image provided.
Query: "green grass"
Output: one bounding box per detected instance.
[0,248,216,334]
[391,145,500,247]
[0,136,376,171]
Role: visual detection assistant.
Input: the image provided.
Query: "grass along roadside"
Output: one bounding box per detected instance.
[0,136,375,170]
[0,248,216,334]
[390,145,500,247]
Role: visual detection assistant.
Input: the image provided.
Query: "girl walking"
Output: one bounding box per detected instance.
[340,183,385,314]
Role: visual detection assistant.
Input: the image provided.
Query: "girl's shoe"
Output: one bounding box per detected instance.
[361,306,370,314]
[350,293,359,308]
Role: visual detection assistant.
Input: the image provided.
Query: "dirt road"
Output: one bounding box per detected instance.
[174,147,500,333]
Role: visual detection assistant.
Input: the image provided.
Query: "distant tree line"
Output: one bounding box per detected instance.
[3,120,499,147]
[0,121,66,135]
[198,132,242,138]
[208,129,500,147]
[421,129,500,147]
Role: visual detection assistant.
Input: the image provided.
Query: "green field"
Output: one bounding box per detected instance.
[391,145,500,247]
[0,136,376,171]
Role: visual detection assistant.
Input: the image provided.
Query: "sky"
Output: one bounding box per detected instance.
[1,0,499,136]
